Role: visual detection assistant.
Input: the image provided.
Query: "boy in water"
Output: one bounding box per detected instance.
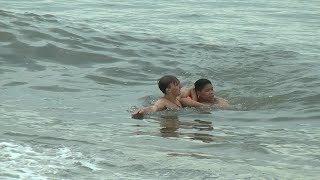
[132,75,208,119]
[181,79,229,108]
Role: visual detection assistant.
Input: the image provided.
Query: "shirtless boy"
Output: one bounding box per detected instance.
[181,79,230,108]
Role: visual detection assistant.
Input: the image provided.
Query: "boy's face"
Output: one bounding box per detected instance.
[166,82,181,97]
[197,83,215,100]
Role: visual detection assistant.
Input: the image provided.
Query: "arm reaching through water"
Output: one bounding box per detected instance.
[131,100,166,119]
[131,106,157,119]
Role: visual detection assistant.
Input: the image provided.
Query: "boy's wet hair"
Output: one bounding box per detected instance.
[194,79,212,92]
[158,75,180,94]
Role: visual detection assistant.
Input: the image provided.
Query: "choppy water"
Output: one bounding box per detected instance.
[1,0,320,179]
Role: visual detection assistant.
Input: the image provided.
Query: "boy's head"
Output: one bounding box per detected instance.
[158,75,180,94]
[194,79,212,92]
[194,79,215,99]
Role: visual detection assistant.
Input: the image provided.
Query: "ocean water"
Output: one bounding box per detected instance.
[1,0,320,179]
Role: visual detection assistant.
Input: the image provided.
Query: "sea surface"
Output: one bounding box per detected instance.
[1,0,320,179]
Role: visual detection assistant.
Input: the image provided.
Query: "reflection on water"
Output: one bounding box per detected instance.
[140,116,214,143]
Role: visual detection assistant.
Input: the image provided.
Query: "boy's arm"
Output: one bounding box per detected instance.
[216,98,230,108]
[190,88,198,101]
[131,100,166,119]
[180,86,197,99]
[131,106,158,119]
[180,97,210,107]
[180,87,190,98]
[209,98,230,109]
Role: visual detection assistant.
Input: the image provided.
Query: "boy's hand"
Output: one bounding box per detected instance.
[131,109,144,119]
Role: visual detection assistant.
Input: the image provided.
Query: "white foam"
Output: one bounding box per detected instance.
[0,141,102,179]
[0,141,48,179]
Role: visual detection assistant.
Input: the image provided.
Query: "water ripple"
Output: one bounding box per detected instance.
[29,85,81,92]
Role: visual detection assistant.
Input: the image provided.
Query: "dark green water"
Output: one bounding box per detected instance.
[0,0,319,179]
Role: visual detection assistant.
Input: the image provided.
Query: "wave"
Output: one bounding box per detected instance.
[1,10,319,112]
[0,10,180,68]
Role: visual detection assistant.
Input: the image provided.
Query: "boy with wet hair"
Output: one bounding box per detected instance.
[158,75,180,94]
[181,78,229,108]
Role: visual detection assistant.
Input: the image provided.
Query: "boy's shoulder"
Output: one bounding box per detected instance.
[154,97,169,106]
[180,86,194,97]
